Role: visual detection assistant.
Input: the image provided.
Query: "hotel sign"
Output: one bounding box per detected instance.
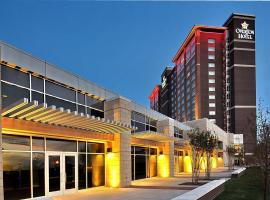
[235,21,254,40]
[161,76,167,88]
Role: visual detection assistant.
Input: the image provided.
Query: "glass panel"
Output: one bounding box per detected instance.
[2,134,30,151]
[2,65,30,87]
[32,137,45,151]
[86,96,104,110]
[33,153,45,197]
[46,81,76,102]
[3,152,31,200]
[31,76,44,92]
[46,139,77,152]
[90,109,104,118]
[65,156,75,189]
[49,155,61,192]
[78,105,86,114]
[78,142,86,153]
[135,146,147,155]
[135,155,146,180]
[131,155,135,180]
[32,91,44,103]
[46,95,77,112]
[134,122,146,132]
[87,143,104,153]
[78,154,86,190]
[87,154,105,188]
[1,82,30,108]
[77,92,85,105]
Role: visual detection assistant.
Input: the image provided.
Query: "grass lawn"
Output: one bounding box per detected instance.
[215,167,265,200]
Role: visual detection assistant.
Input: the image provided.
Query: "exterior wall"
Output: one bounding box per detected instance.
[185,118,234,166]
[224,14,256,161]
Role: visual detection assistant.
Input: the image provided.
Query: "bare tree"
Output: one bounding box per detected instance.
[256,102,270,200]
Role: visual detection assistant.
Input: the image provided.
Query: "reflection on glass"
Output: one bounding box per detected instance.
[49,156,61,192]
[65,156,75,189]
[32,137,45,151]
[46,139,77,152]
[78,142,86,153]
[2,134,30,151]
[87,154,105,187]
[33,153,45,197]
[87,143,104,153]
[135,155,146,180]
[1,82,30,109]
[78,154,86,190]
[3,152,31,200]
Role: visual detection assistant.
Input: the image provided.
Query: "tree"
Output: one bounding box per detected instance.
[256,102,270,200]
[188,128,218,184]
[226,145,237,170]
[204,132,218,179]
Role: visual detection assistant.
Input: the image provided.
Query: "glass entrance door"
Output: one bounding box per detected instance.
[46,152,77,196]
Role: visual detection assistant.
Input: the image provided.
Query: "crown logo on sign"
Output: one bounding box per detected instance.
[241,21,249,30]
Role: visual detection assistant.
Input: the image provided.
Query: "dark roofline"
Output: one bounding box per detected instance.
[223,13,255,26]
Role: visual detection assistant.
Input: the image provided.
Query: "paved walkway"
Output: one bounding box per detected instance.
[53,186,187,200]
[52,169,234,200]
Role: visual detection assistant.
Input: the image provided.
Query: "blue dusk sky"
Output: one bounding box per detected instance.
[0,1,269,108]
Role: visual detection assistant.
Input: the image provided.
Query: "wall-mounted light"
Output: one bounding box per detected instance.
[159,151,163,155]
[107,147,112,153]
[185,152,189,156]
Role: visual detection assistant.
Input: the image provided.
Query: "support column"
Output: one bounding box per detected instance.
[104,97,132,187]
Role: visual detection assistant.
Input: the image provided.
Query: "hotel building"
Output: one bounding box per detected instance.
[150,13,256,161]
[0,40,234,199]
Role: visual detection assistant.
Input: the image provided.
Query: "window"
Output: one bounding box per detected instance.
[208,63,215,68]
[209,95,215,100]
[209,103,216,107]
[31,76,44,92]
[1,82,30,108]
[209,71,215,76]
[46,81,76,102]
[208,55,215,60]
[2,65,30,87]
[209,87,215,92]
[208,47,215,51]
[208,39,215,43]
[209,79,215,84]
[209,111,216,115]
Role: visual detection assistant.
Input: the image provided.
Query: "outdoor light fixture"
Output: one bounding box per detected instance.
[107,147,112,153]
[185,152,188,156]
[159,151,163,155]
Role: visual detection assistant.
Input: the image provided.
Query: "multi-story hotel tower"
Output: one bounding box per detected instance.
[150,13,256,161]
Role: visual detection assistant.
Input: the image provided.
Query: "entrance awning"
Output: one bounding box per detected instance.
[132,131,178,142]
[2,98,134,134]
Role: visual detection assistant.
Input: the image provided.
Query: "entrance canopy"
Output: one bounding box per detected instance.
[132,131,178,142]
[2,98,133,134]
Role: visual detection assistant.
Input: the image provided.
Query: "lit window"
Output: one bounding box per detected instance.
[209,71,215,76]
[208,47,215,51]
[208,55,215,60]
[209,103,216,107]
[209,79,215,84]
[208,39,215,43]
[209,95,215,99]
[209,87,215,92]
[208,63,215,68]
[209,111,216,115]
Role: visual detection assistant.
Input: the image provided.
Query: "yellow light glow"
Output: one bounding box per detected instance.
[217,157,223,167]
[184,156,192,173]
[158,154,169,177]
[106,152,120,187]
[211,157,217,169]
